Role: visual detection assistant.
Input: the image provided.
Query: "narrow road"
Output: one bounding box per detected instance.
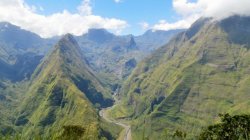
[99,90,132,140]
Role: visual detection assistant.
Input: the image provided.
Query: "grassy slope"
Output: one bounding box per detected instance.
[110,16,250,139]
[14,34,121,139]
[0,81,29,135]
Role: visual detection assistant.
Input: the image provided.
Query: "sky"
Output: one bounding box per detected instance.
[0,0,249,38]
[24,0,178,35]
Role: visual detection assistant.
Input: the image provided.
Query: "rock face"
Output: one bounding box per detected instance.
[125,58,137,68]
[122,58,137,78]
[112,15,250,139]
[126,36,137,51]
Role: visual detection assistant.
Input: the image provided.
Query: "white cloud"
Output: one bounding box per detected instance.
[77,0,92,16]
[173,0,250,19]
[114,0,122,3]
[0,0,128,38]
[152,15,199,31]
[139,22,149,30]
[172,0,201,17]
[153,0,250,31]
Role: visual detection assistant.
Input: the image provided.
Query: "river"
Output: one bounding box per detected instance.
[99,89,132,140]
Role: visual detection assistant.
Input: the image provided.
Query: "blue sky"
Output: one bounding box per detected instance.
[0,0,248,37]
[25,0,179,35]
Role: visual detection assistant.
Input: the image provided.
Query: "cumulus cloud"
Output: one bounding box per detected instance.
[153,0,250,31]
[173,0,250,19]
[77,0,92,16]
[152,15,199,31]
[0,0,128,38]
[139,22,149,30]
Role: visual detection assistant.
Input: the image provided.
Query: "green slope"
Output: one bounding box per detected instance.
[0,81,29,135]
[111,16,250,139]
[14,34,119,139]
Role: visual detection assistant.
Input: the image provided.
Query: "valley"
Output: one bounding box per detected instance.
[99,89,131,140]
[0,21,181,139]
[0,6,250,139]
[99,103,132,140]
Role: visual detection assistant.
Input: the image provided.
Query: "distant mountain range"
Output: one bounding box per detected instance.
[75,28,183,87]
[0,22,56,82]
[0,22,182,85]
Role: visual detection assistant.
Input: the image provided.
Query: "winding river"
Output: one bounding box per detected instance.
[99,90,132,140]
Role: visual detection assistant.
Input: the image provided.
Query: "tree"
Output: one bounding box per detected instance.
[199,114,250,140]
[56,125,86,140]
[173,129,187,140]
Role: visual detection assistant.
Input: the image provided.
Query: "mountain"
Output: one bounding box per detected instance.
[110,15,250,139]
[0,22,55,56]
[135,29,185,52]
[13,34,118,139]
[0,22,182,84]
[0,22,57,82]
[86,29,115,43]
[0,22,55,136]
[0,22,43,50]
[0,53,43,82]
[75,29,183,88]
[0,22,182,86]
[0,22,183,139]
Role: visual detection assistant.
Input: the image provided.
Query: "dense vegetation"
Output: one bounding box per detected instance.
[110,16,250,139]
[0,34,122,139]
[199,114,250,140]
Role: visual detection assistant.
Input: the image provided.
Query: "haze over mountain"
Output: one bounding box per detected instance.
[0,21,181,85]
[0,22,57,82]
[75,28,183,87]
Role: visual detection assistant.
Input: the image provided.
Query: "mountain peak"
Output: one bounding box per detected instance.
[185,17,211,39]
[86,28,114,43]
[88,28,109,33]
[125,36,137,51]
[16,32,114,138]
[55,33,82,54]
[60,33,77,43]
[0,22,19,30]
[63,33,74,39]
[31,34,86,79]
[59,33,77,44]
[129,36,136,46]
